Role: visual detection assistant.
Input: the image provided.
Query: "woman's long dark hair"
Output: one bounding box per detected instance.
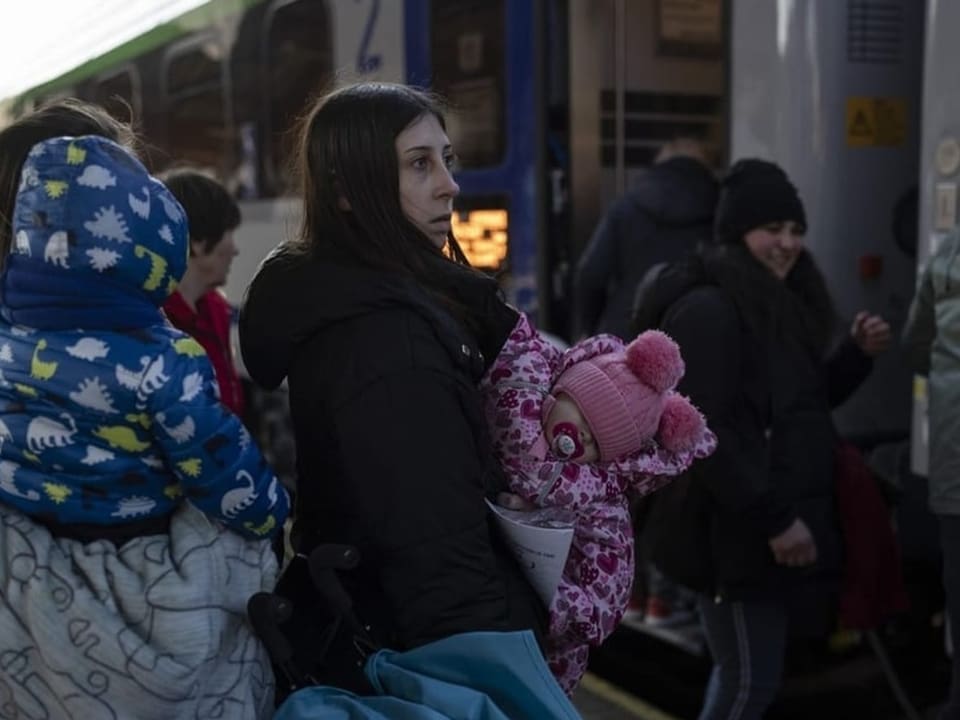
[292,83,474,271]
[0,98,138,266]
[291,82,501,339]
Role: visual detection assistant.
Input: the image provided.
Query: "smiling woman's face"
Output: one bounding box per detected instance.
[396,113,459,249]
[743,220,805,279]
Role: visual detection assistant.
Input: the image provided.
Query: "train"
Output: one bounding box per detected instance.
[6,0,731,336]
[6,1,960,714]
[9,0,926,439]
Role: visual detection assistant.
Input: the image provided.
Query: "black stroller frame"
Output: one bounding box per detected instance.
[248,544,379,701]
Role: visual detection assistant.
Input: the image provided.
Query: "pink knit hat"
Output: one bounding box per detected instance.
[550,330,691,462]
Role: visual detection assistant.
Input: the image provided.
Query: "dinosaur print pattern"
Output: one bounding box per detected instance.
[134,244,169,291]
[66,337,110,360]
[26,413,77,453]
[0,135,289,537]
[221,469,259,519]
[30,339,57,380]
[93,424,151,452]
[70,376,118,412]
[44,230,70,268]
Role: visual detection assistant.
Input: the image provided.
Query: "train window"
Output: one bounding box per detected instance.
[265,0,333,193]
[430,0,506,168]
[163,37,228,175]
[168,42,223,96]
[168,94,227,171]
[91,67,140,125]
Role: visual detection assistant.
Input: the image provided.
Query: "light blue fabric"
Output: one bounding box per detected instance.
[275,686,499,720]
[275,630,582,720]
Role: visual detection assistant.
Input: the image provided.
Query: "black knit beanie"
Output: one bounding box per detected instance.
[714,159,807,244]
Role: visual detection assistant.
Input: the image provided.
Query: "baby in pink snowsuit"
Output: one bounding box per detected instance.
[481,314,715,694]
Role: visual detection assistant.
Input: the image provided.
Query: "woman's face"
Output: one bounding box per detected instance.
[743,221,805,279]
[396,114,459,249]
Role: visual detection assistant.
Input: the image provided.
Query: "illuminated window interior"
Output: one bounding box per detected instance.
[452,208,508,270]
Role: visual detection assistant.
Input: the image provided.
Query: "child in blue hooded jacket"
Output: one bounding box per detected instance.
[0,134,288,541]
[0,131,288,719]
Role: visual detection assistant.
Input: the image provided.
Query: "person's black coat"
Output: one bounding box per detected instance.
[573,156,718,339]
[634,246,872,614]
[239,246,546,663]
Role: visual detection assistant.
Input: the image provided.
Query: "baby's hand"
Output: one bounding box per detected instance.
[496,492,536,511]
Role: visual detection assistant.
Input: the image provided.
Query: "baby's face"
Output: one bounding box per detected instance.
[544,393,599,463]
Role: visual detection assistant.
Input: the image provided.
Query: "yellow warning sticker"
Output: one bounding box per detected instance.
[846,97,907,147]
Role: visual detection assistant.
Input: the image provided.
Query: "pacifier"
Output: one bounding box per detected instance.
[552,422,585,460]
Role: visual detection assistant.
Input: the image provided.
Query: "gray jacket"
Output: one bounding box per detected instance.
[903,228,960,515]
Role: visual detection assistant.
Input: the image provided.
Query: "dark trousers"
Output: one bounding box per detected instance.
[940,515,960,720]
[697,595,788,720]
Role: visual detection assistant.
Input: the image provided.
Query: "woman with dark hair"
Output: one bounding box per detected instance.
[0,100,285,719]
[633,159,891,719]
[240,83,553,684]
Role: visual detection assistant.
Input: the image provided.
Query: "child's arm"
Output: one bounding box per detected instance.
[148,343,290,539]
[507,456,628,511]
[480,312,563,400]
[549,508,634,647]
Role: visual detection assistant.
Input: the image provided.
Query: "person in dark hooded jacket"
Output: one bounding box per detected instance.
[573,138,718,340]
[239,82,551,688]
[633,159,891,719]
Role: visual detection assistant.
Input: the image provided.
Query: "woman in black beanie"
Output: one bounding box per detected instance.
[634,159,891,719]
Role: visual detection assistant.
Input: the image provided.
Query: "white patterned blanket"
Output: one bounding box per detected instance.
[0,503,278,719]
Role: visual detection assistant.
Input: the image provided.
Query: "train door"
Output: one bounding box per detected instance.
[566,0,726,335]
[405,0,543,323]
[729,0,925,440]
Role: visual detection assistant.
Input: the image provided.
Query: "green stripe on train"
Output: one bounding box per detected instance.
[12,0,269,107]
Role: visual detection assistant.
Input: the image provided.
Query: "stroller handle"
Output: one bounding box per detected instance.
[248,591,294,664]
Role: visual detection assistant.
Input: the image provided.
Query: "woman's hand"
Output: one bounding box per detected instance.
[768,518,818,567]
[850,311,891,356]
[496,492,536,511]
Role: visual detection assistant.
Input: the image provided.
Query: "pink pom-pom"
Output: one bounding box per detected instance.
[658,393,705,453]
[625,330,684,392]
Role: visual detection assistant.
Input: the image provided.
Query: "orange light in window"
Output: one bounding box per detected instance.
[451,208,508,270]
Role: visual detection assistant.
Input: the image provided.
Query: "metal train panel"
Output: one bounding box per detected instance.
[731,0,924,440]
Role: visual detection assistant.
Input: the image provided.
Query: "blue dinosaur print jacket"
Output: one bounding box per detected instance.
[0,135,289,539]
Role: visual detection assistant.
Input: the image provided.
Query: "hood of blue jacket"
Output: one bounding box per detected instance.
[7,135,188,309]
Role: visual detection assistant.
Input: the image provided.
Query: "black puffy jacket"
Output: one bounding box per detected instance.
[239,246,546,659]
[573,156,718,339]
[635,247,872,610]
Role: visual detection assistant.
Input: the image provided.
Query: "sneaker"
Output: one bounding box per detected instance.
[644,594,697,628]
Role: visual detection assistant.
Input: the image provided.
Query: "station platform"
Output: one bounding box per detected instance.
[574,673,678,720]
